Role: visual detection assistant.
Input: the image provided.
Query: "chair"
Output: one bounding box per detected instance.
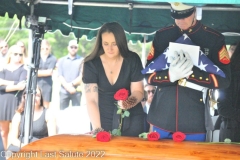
[55,106,91,134]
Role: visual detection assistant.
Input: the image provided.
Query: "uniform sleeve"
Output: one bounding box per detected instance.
[188,36,231,89]
[130,53,144,82]
[144,32,176,87]
[48,55,57,69]
[82,61,98,84]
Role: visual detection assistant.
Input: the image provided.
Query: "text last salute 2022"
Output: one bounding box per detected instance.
[4,150,106,159]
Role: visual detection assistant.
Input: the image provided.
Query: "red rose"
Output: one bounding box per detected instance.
[96,131,111,142]
[114,88,129,100]
[172,132,186,142]
[147,132,160,141]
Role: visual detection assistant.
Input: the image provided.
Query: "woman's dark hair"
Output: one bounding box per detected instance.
[16,87,44,113]
[230,41,240,71]
[84,22,130,62]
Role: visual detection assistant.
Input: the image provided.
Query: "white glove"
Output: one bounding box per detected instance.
[183,51,194,78]
[169,50,193,82]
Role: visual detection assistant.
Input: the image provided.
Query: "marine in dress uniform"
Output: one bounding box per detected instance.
[144,2,231,141]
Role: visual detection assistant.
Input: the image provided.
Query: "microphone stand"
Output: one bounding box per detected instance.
[22,24,45,145]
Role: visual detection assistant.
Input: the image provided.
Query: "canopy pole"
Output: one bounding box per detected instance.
[23,26,44,145]
[68,0,73,31]
[22,3,47,145]
[142,34,147,67]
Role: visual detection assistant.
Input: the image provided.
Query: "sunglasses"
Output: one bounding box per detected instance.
[14,53,23,57]
[0,45,8,49]
[70,46,78,49]
[147,90,155,94]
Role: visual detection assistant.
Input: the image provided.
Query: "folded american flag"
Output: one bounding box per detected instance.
[141,34,225,78]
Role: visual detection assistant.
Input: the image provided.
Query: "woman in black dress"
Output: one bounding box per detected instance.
[82,22,145,136]
[0,45,27,150]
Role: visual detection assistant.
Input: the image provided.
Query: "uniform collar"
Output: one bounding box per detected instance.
[178,20,202,34]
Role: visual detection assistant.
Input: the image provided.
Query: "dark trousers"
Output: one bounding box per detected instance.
[219,120,240,142]
[60,92,82,110]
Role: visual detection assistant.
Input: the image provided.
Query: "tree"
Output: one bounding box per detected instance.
[0,14,151,61]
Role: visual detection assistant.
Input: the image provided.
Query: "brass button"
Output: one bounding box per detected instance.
[164,76,167,79]
[206,78,209,81]
[156,77,158,80]
[199,77,202,80]
[189,29,192,32]
[159,76,161,79]
[191,75,195,78]
[200,99,203,101]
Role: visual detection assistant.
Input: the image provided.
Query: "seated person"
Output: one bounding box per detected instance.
[7,87,56,152]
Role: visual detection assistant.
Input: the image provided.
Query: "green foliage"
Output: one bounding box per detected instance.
[111,129,121,136]
[0,14,151,60]
[123,110,130,117]
[117,108,122,114]
[139,132,149,139]
[224,138,231,143]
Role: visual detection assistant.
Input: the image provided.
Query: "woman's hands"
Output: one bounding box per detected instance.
[117,96,137,110]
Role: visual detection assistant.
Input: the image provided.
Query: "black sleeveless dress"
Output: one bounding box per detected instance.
[8,108,48,152]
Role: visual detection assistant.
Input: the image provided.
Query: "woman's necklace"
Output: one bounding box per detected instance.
[108,57,120,74]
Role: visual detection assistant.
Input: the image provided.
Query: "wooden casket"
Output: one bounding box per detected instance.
[8,134,240,160]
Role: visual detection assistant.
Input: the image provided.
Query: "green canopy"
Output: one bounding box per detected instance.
[1,0,240,44]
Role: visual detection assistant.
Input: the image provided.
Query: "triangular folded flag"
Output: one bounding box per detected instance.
[141,34,225,78]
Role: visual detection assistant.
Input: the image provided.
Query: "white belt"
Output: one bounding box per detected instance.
[178,78,208,104]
